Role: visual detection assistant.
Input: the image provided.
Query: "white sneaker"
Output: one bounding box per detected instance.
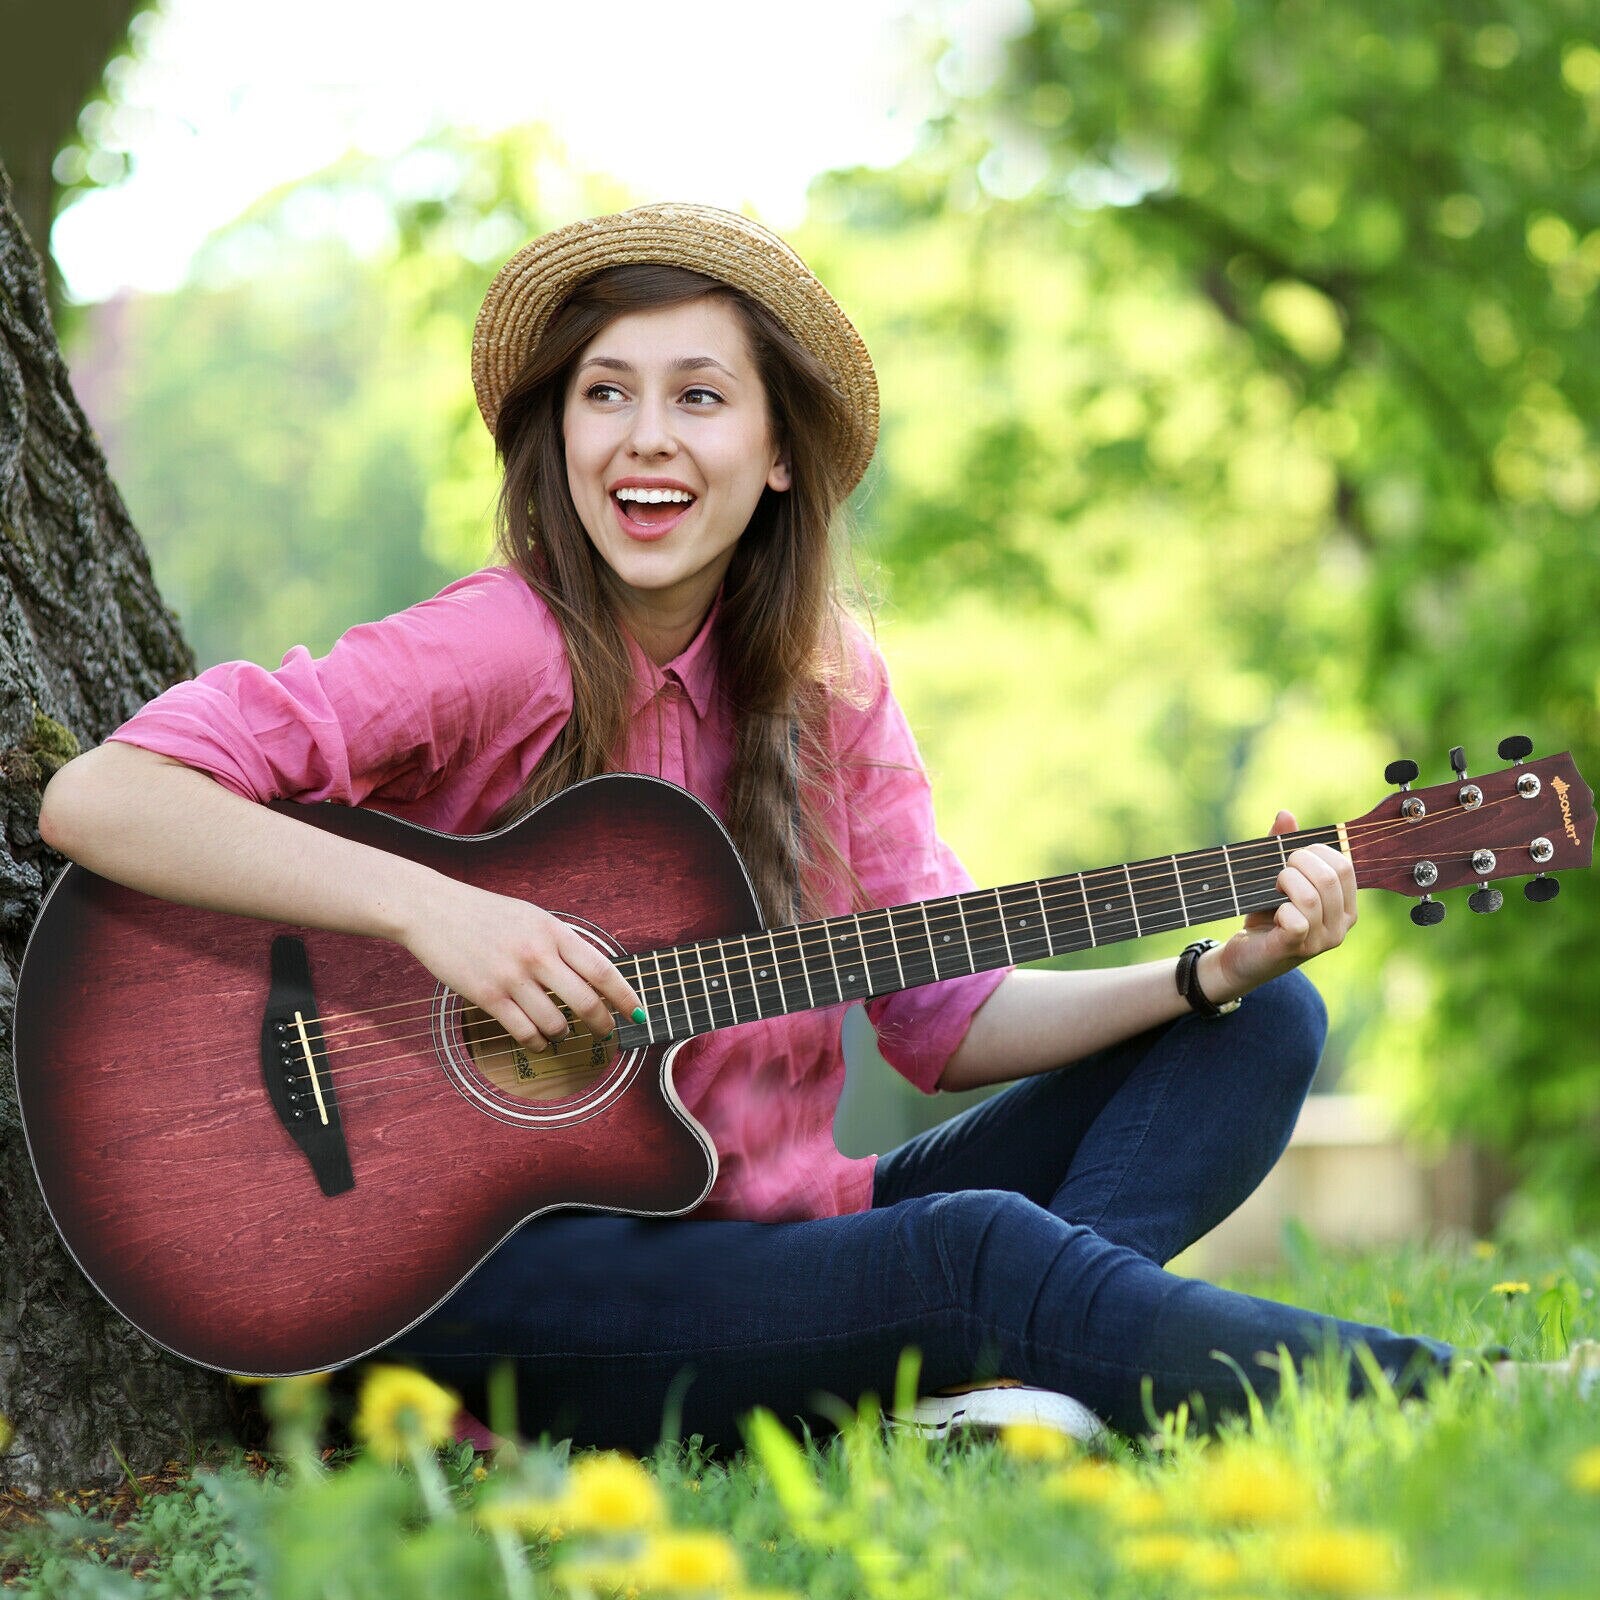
[891,1378,1106,1447]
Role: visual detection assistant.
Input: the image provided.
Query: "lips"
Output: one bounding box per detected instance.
[610,492,697,541]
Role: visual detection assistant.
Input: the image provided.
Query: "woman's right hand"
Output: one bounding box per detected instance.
[400,875,643,1052]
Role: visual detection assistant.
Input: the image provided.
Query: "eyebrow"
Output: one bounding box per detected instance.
[578,355,740,380]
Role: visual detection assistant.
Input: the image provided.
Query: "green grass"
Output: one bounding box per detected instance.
[4,1232,1599,1600]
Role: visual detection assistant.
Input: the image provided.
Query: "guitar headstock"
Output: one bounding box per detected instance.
[1345,740,1593,924]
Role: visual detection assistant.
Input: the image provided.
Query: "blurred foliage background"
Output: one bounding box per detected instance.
[49,1,1600,1225]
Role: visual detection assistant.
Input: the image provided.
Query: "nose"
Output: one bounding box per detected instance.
[626,390,678,461]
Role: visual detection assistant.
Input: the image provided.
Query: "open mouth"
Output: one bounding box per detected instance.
[610,488,698,539]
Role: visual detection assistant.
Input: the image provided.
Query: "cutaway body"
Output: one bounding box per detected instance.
[15,775,759,1374]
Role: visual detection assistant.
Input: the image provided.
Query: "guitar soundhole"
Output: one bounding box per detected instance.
[459,1005,619,1104]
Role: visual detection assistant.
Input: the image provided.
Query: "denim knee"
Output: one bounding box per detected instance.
[1244,966,1328,1092]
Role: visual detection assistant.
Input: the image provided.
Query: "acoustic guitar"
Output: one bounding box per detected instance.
[12,738,1592,1376]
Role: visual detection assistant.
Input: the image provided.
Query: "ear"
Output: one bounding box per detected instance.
[767,446,792,494]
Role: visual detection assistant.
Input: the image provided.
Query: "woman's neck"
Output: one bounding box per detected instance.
[616,576,723,667]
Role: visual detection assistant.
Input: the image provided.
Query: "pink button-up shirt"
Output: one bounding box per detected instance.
[106,566,1009,1221]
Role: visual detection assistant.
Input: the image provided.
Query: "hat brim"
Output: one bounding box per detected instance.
[471,202,879,495]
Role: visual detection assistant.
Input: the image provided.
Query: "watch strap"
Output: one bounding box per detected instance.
[1176,938,1242,1018]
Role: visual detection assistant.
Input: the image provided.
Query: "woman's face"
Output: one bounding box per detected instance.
[562,296,791,640]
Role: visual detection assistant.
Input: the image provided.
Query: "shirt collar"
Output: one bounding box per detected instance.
[624,581,723,718]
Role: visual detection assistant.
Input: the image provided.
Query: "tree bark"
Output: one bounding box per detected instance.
[0,159,234,1491]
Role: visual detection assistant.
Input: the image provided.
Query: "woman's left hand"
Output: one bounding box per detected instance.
[1203,810,1357,1003]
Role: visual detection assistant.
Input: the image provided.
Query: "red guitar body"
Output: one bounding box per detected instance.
[14,775,750,1375]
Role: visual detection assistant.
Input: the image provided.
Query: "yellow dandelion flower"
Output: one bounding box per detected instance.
[1472,1240,1497,1260]
[475,1491,571,1534]
[1044,1460,1122,1506]
[636,1530,744,1592]
[353,1364,459,1459]
[1491,1280,1531,1297]
[1000,1421,1074,1463]
[1117,1532,1200,1573]
[1569,1445,1600,1494]
[1182,1543,1244,1588]
[1266,1526,1403,1594]
[1194,1451,1316,1525]
[565,1452,665,1531]
[1107,1484,1168,1525]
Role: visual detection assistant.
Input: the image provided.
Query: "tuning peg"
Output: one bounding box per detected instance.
[1385,759,1419,788]
[1450,746,1468,780]
[1468,887,1504,914]
[1498,735,1533,763]
[1410,898,1446,926]
[1525,876,1560,903]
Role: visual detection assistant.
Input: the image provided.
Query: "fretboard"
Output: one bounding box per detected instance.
[612,825,1342,1047]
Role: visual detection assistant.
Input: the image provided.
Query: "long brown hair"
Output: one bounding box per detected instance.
[482,262,872,924]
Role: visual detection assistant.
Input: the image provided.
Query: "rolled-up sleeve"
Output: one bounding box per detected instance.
[837,624,1011,1094]
[105,567,567,808]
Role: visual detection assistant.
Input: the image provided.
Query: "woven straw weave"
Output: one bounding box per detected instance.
[471,202,879,493]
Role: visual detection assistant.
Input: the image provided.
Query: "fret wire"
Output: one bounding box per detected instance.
[1276,835,1289,869]
[792,924,815,1010]
[954,895,975,971]
[1122,863,1142,937]
[1222,844,1241,916]
[672,945,698,1035]
[1170,856,1187,924]
[753,933,782,1018]
[716,938,744,1026]
[886,907,907,989]
[841,912,865,998]
[1076,875,1097,946]
[918,900,941,978]
[1033,881,1055,956]
[820,917,843,1005]
[740,935,765,1021]
[648,950,668,1043]
[992,888,1015,964]
[692,942,719,1031]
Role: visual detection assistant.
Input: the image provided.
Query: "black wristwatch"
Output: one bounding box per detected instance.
[1176,938,1242,1018]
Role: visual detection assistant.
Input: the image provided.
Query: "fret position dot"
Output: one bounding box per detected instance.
[1104,903,1114,913]
[1202,883,1211,892]
[942,934,951,942]
[759,969,769,978]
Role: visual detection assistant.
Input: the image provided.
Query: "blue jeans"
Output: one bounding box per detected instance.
[392,971,1455,1449]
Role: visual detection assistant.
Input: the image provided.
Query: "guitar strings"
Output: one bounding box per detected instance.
[269,802,1535,1092]
[257,801,1508,1049]
[248,800,1547,1108]
[258,821,1555,1126]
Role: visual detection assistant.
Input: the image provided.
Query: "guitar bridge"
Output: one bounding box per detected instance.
[259,935,354,1197]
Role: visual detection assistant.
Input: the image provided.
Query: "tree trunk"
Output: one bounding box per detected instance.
[0,159,234,1491]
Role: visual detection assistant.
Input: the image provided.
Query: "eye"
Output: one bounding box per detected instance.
[584,382,625,403]
[682,387,724,407]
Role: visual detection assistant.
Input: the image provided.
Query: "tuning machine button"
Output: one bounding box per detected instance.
[1410,898,1446,926]
[1450,746,1468,780]
[1385,759,1419,788]
[1498,735,1534,762]
[1525,876,1561,903]
[1469,887,1505,914]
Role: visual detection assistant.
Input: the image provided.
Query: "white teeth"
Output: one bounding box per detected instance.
[614,487,694,504]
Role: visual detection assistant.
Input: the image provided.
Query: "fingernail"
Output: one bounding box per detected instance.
[631,1006,647,1024]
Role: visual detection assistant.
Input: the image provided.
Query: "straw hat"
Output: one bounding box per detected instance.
[471,202,879,493]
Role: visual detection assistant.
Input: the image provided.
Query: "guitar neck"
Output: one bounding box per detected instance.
[613,824,1344,1046]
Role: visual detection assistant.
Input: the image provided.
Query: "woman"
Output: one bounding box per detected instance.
[37,203,1504,1451]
